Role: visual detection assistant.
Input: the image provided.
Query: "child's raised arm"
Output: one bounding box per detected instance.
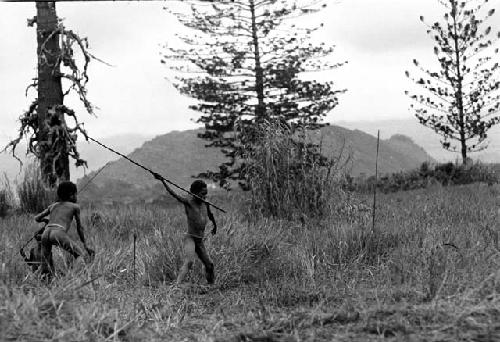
[74,205,89,250]
[34,207,50,224]
[152,172,188,204]
[207,204,217,235]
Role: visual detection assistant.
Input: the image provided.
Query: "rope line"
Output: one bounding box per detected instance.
[84,135,226,213]
[78,162,110,194]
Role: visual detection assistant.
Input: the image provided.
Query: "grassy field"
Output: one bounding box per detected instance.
[1,184,499,341]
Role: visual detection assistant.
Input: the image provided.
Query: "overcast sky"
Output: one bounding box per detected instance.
[1,0,499,148]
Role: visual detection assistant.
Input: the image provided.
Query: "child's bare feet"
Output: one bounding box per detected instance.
[206,267,215,284]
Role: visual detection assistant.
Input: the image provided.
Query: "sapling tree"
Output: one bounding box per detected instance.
[406,0,500,164]
[3,2,101,186]
[163,0,345,188]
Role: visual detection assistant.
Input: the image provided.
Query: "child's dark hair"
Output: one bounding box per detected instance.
[57,181,77,201]
[190,180,207,194]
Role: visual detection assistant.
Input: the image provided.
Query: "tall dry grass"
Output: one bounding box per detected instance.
[0,174,14,218]
[1,184,499,340]
[16,162,54,214]
[244,121,351,220]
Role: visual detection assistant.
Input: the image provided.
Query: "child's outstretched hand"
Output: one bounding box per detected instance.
[152,172,163,181]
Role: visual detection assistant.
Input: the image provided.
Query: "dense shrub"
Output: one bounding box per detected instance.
[244,121,349,219]
[17,163,54,213]
[352,161,498,194]
[0,175,14,218]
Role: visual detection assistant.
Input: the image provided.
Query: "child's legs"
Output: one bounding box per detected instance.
[40,229,54,276]
[29,243,44,272]
[49,229,83,260]
[194,239,214,283]
[176,236,196,284]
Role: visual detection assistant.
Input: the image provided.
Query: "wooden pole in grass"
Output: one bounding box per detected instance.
[133,233,137,283]
[372,130,380,235]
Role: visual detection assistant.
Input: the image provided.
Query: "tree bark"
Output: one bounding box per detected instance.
[36,1,69,185]
[249,0,266,122]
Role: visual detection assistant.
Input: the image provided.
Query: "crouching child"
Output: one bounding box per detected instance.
[34,181,94,279]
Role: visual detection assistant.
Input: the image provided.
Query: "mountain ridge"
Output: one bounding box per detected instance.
[76,125,434,203]
[336,118,500,163]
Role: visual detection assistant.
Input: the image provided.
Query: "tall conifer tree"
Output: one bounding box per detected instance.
[406,0,500,164]
[163,0,344,188]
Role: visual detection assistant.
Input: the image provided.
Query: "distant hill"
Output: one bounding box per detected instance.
[337,119,500,163]
[76,125,433,204]
[0,134,151,184]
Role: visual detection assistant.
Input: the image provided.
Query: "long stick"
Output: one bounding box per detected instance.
[133,233,137,283]
[20,223,47,251]
[85,135,226,213]
[372,130,380,234]
[78,162,110,194]
[20,235,36,251]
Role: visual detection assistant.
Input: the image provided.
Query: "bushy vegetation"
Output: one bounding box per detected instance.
[244,121,351,220]
[16,162,54,214]
[0,175,14,218]
[1,184,499,340]
[351,161,498,194]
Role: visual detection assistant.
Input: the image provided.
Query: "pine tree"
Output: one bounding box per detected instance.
[162,0,345,188]
[406,0,500,164]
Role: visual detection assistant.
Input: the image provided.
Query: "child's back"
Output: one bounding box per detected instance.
[45,201,80,232]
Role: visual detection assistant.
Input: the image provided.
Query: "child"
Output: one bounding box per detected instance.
[34,181,93,278]
[153,173,217,285]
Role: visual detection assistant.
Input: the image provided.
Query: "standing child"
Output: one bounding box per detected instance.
[34,181,93,278]
[153,173,217,285]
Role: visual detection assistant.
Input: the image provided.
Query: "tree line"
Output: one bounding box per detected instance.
[3,0,500,190]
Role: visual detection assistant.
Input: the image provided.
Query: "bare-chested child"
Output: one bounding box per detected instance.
[34,181,93,278]
[153,173,217,285]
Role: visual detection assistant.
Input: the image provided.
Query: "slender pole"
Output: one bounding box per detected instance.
[372,130,380,234]
[20,235,36,251]
[78,162,110,194]
[133,233,137,283]
[20,223,47,251]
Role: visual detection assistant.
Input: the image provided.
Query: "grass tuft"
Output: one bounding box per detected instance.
[17,162,54,214]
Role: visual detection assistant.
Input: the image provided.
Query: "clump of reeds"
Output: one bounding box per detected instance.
[243,121,349,220]
[0,174,14,218]
[17,162,54,214]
